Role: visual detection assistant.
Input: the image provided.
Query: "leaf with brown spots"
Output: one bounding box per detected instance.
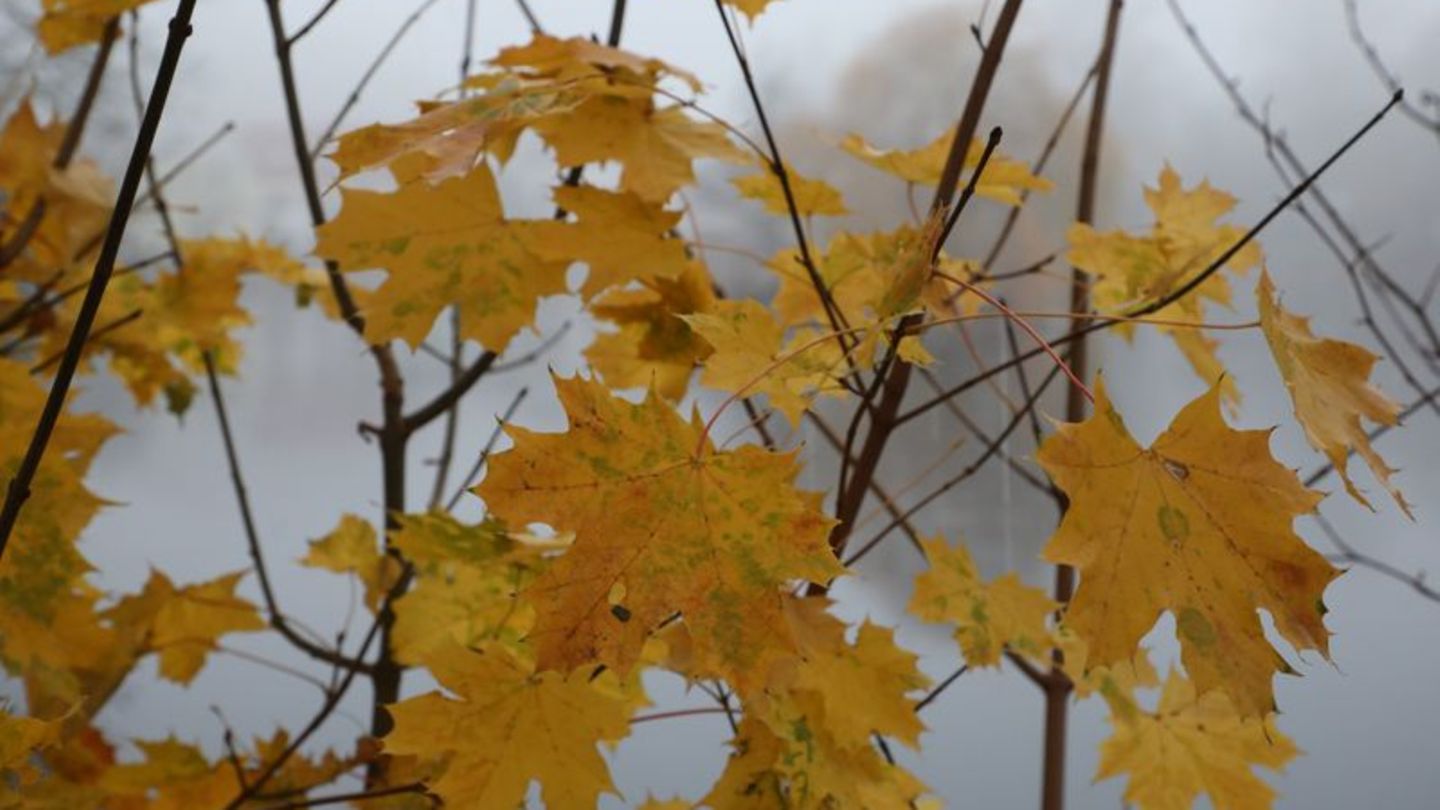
[1038,377,1339,715]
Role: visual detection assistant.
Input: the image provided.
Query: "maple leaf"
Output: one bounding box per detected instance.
[685,299,852,427]
[0,359,116,630]
[1068,166,1262,405]
[388,511,551,666]
[522,184,689,298]
[758,596,929,748]
[731,164,849,218]
[1038,377,1338,715]
[1096,672,1297,810]
[35,0,159,54]
[1257,271,1410,515]
[383,642,633,809]
[0,708,62,796]
[587,261,717,400]
[477,374,841,685]
[841,129,1052,205]
[105,570,266,685]
[722,0,783,21]
[300,514,400,613]
[0,101,113,273]
[909,536,1057,667]
[702,715,926,810]
[315,159,568,352]
[768,225,979,331]
[329,35,742,201]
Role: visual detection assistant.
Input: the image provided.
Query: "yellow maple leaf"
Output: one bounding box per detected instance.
[315,160,568,352]
[329,35,742,201]
[731,164,849,218]
[0,360,116,641]
[383,642,632,810]
[534,100,746,203]
[0,708,62,793]
[587,261,717,400]
[388,511,550,665]
[1096,671,1297,810]
[522,184,689,298]
[1067,166,1262,405]
[760,597,929,748]
[841,130,1052,205]
[1257,271,1410,515]
[105,570,266,685]
[686,299,852,427]
[300,514,400,613]
[702,715,926,810]
[909,536,1057,667]
[1038,378,1339,715]
[722,0,783,21]
[36,0,159,54]
[477,374,842,686]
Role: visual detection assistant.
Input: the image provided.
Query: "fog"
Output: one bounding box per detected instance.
[5,0,1439,807]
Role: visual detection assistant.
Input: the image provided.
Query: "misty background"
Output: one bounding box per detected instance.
[3,0,1439,807]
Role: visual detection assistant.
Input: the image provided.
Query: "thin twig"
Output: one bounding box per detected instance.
[447,387,528,510]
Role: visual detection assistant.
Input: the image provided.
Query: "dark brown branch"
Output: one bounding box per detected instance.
[204,354,373,674]
[931,0,1024,211]
[914,665,970,713]
[403,350,497,435]
[0,0,200,556]
[262,0,410,754]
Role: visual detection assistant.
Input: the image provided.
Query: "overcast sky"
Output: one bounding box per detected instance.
[6,0,1440,807]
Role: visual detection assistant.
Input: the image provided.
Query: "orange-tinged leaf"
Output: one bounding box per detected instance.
[909,536,1057,667]
[841,130,1052,205]
[314,161,567,352]
[1096,671,1297,810]
[383,642,632,810]
[476,374,842,685]
[1038,378,1338,715]
[1257,271,1410,515]
[731,165,849,218]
